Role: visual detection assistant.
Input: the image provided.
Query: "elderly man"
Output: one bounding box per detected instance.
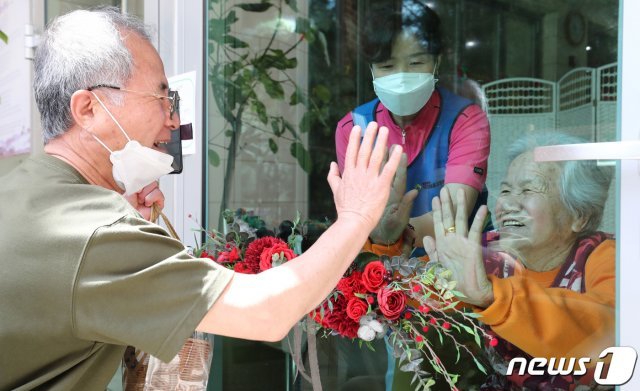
[0,7,402,390]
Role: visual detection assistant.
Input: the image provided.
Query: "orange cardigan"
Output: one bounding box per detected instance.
[362,238,616,361]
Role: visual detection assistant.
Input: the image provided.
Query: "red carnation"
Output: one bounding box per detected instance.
[199,250,215,261]
[362,261,387,292]
[346,298,368,322]
[243,237,283,274]
[337,271,366,298]
[259,241,296,271]
[233,261,253,274]
[216,246,240,264]
[312,293,359,338]
[377,288,406,320]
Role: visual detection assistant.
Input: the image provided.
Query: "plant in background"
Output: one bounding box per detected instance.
[0,30,7,44]
[310,253,493,390]
[207,0,332,228]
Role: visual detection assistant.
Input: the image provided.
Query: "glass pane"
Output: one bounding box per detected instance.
[45,0,143,22]
[205,0,619,389]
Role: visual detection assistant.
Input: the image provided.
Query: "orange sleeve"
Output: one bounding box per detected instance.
[476,240,615,360]
[362,237,405,257]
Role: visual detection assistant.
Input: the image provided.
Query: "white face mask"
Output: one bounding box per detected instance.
[372,72,437,116]
[90,92,174,195]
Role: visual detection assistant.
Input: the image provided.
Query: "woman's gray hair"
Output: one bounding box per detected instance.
[34,6,151,143]
[507,132,613,234]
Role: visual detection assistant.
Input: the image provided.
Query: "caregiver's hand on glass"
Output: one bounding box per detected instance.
[424,186,493,307]
[368,151,419,246]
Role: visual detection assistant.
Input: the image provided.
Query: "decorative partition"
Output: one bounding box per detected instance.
[557,67,596,141]
[482,63,617,233]
[482,78,556,214]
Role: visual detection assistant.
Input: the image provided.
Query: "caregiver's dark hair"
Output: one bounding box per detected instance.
[361,0,443,64]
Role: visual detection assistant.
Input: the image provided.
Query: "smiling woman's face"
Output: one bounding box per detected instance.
[495,152,580,270]
[371,30,437,78]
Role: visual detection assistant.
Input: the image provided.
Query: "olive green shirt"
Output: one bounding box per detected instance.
[0,154,233,390]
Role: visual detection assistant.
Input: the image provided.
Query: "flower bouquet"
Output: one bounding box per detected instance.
[310,252,494,390]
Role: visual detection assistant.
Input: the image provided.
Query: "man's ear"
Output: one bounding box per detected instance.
[69,90,97,129]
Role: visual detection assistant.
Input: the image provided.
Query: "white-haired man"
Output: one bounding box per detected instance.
[0,7,402,389]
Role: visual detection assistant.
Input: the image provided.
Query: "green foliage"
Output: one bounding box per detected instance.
[207,0,331,222]
[0,30,7,44]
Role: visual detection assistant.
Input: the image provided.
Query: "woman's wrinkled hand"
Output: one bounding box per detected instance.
[424,187,493,307]
[369,152,419,245]
[327,122,403,233]
[124,181,165,221]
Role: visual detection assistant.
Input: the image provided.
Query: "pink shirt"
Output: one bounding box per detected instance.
[335,89,490,192]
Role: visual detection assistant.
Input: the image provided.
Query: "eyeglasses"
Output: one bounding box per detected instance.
[87,84,180,119]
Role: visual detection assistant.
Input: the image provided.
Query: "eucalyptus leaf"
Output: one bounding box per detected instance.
[473,357,488,374]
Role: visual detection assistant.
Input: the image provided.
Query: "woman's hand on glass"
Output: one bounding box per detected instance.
[424,187,493,307]
[369,152,418,245]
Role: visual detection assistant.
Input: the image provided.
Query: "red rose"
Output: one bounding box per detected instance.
[337,271,366,298]
[377,288,406,320]
[361,261,387,292]
[346,298,368,322]
[259,241,296,271]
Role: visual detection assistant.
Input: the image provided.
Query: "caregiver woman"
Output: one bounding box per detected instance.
[335,0,491,249]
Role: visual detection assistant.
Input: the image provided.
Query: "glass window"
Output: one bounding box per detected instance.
[206,0,619,389]
[45,0,143,22]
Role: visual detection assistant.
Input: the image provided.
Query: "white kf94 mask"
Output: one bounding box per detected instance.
[90,92,174,195]
[372,72,437,116]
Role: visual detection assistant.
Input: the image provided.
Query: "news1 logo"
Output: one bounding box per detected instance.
[506,346,638,386]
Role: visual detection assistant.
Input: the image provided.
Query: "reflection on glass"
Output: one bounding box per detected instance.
[205,0,619,390]
[45,0,143,23]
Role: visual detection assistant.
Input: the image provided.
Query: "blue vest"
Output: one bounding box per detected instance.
[351,87,489,220]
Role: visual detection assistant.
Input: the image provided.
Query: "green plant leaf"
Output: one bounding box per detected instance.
[353,252,380,269]
[208,17,232,44]
[284,0,298,12]
[270,118,283,136]
[208,149,221,167]
[268,138,278,153]
[252,100,269,124]
[224,34,249,48]
[282,119,297,139]
[259,72,285,100]
[299,111,310,133]
[313,84,331,103]
[236,3,273,12]
[289,86,307,106]
[0,30,8,44]
[290,142,312,173]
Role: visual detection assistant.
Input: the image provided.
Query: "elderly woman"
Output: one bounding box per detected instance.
[426,133,614,390]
